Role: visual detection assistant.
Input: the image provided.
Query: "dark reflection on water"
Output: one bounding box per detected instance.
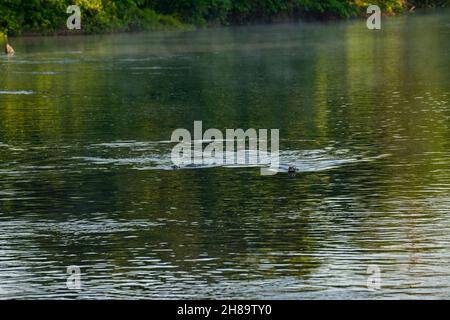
[0,10,449,299]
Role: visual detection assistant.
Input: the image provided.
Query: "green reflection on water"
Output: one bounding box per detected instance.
[0,10,449,299]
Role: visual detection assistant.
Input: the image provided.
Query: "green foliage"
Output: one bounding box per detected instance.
[0,0,186,35]
[150,0,233,26]
[0,0,448,35]
[410,0,450,7]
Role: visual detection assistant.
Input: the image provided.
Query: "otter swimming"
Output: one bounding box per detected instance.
[171,163,299,175]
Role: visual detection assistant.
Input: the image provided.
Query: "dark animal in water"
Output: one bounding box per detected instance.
[287,166,297,177]
[171,163,299,175]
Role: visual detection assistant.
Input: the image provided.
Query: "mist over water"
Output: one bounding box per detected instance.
[0,10,449,299]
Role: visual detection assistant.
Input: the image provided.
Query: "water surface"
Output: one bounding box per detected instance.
[0,10,449,299]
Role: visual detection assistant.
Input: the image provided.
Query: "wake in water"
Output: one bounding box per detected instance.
[0,90,36,95]
[73,140,390,174]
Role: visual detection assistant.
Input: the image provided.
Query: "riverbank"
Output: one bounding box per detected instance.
[2,0,444,37]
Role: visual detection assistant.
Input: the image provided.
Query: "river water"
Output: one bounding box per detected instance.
[0,10,449,299]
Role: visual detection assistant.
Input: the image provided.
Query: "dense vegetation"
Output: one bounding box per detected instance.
[1,0,449,35]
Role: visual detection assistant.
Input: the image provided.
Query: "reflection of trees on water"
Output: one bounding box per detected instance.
[0,13,449,296]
